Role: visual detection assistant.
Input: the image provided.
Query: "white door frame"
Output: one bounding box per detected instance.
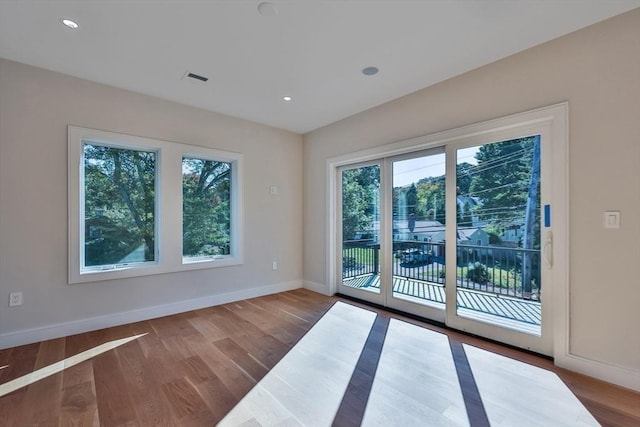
[336,160,386,306]
[326,103,568,357]
[443,125,555,355]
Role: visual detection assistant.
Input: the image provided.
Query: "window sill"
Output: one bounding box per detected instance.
[70,257,243,284]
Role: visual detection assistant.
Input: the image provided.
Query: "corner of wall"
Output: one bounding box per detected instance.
[555,352,640,392]
[303,280,331,296]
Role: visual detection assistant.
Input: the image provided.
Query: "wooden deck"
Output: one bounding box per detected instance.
[343,274,541,334]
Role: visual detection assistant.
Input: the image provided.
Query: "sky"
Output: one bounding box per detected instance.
[393,146,479,187]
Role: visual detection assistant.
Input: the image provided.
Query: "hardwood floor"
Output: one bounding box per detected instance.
[0,289,638,426]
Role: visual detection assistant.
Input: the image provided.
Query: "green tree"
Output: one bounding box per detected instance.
[456,162,473,195]
[342,166,379,240]
[84,144,156,266]
[406,183,418,216]
[182,159,231,256]
[415,177,445,224]
[467,136,541,293]
[469,137,537,229]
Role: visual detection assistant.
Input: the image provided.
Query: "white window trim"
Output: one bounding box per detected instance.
[68,126,243,284]
[79,140,160,273]
[181,152,239,265]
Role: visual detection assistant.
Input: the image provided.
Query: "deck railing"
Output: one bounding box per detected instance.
[456,243,541,300]
[342,239,541,301]
[342,239,379,277]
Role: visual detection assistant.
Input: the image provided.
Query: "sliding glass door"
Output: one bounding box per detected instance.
[447,135,551,354]
[387,150,447,321]
[336,132,554,355]
[338,151,448,322]
[338,162,384,306]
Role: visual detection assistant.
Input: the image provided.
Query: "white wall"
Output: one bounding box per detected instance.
[303,10,640,388]
[0,59,303,347]
[1,9,638,392]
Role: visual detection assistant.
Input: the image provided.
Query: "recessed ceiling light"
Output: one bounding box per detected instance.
[257,2,278,17]
[362,66,379,76]
[62,18,79,29]
[283,96,292,102]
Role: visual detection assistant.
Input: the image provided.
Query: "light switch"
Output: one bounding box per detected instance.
[270,185,279,195]
[604,211,620,229]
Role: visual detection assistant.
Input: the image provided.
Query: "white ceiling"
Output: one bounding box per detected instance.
[1,1,638,134]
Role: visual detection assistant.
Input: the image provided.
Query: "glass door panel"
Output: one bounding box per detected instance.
[391,153,447,310]
[454,136,543,337]
[334,107,565,356]
[339,164,382,302]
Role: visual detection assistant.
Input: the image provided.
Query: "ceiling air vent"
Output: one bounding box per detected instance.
[182,71,209,83]
[187,72,208,82]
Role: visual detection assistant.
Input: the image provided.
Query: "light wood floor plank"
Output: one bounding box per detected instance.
[180,334,257,401]
[20,338,65,426]
[92,346,139,426]
[60,379,99,427]
[362,319,469,426]
[464,344,599,426]
[0,388,27,427]
[218,302,377,426]
[0,289,637,426]
[0,343,39,384]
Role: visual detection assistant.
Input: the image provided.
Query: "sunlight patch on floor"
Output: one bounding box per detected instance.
[216,302,600,426]
[218,302,376,426]
[363,319,469,426]
[0,333,147,397]
[464,344,599,426]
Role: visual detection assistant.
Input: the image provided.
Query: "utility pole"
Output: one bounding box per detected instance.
[522,136,540,296]
[433,194,437,222]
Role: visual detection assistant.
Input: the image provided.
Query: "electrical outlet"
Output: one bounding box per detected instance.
[272,261,278,270]
[9,292,23,307]
[604,211,621,229]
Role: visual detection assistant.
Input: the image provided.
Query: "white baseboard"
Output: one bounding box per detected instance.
[0,280,302,350]
[555,352,640,392]
[303,280,331,296]
[13,277,634,391]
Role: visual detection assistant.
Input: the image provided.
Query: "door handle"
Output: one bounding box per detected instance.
[542,230,553,269]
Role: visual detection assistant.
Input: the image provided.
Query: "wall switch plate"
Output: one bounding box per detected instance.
[272,261,278,270]
[270,185,279,195]
[604,211,621,229]
[9,292,23,307]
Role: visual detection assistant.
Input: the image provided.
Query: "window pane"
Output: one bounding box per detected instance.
[455,136,542,334]
[341,165,381,294]
[391,153,446,308]
[83,143,156,268]
[182,158,232,258]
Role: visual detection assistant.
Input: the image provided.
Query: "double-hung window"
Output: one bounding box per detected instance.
[69,126,243,283]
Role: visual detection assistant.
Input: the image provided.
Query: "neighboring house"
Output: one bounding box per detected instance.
[394,220,489,245]
[393,219,444,242]
[457,228,490,247]
[456,196,486,228]
[500,220,525,244]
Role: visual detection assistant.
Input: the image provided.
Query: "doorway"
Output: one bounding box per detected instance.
[332,106,566,356]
